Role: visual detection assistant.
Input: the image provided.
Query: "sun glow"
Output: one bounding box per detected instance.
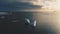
[31,0,60,11]
[30,0,42,5]
[42,0,60,11]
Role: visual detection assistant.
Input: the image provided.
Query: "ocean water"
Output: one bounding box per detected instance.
[7,12,59,34]
[0,1,59,34]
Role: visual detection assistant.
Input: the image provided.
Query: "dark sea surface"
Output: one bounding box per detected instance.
[0,12,57,34]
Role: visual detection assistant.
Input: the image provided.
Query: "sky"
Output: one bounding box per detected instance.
[0,0,60,11]
[15,0,60,11]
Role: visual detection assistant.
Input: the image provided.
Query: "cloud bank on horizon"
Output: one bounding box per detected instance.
[0,0,60,11]
[17,0,60,11]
